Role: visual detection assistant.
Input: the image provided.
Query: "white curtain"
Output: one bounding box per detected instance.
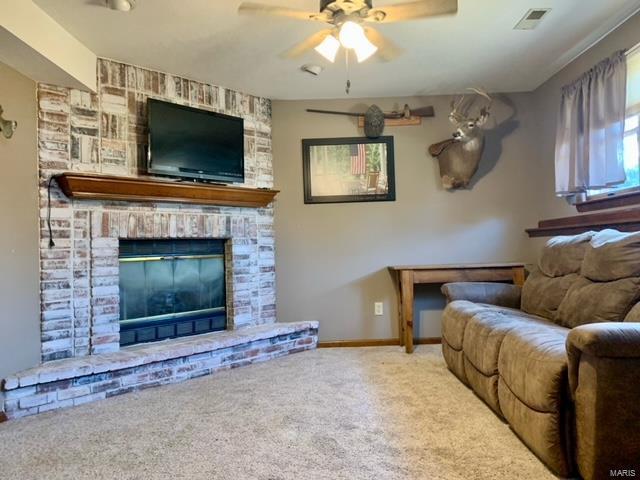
[555,51,627,195]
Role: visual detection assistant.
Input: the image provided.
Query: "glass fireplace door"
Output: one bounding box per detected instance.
[119,239,227,346]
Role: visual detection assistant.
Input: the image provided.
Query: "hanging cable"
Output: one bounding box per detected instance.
[345,49,351,95]
[47,176,56,248]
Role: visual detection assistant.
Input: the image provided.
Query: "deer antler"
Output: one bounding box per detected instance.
[464,87,492,126]
[467,87,491,100]
[467,87,492,112]
[449,94,466,124]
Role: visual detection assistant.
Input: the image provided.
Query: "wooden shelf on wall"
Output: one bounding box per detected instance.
[526,207,640,237]
[575,190,640,212]
[55,172,279,208]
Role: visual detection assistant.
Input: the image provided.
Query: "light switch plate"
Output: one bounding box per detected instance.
[374,302,383,316]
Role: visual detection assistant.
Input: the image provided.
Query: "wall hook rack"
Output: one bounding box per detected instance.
[0,105,17,139]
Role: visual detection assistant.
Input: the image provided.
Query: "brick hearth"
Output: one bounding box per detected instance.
[2,322,318,419]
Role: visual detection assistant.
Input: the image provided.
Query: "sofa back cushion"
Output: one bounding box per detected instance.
[582,229,640,281]
[521,270,579,320]
[538,231,595,277]
[555,276,640,328]
[624,302,640,322]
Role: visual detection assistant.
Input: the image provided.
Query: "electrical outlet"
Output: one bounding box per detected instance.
[374,302,384,316]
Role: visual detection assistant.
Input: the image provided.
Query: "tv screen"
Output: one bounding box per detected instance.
[147,99,244,183]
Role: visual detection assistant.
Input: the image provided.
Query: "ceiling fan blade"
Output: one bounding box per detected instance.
[238,2,323,22]
[363,28,403,62]
[280,29,333,59]
[366,0,457,23]
[410,106,435,117]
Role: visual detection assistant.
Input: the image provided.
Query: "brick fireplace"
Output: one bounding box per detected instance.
[0,59,317,420]
[39,58,277,361]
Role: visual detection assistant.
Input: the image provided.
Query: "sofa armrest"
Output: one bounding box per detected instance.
[566,323,640,480]
[567,323,640,360]
[440,282,521,308]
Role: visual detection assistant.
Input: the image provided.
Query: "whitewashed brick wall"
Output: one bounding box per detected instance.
[38,59,275,362]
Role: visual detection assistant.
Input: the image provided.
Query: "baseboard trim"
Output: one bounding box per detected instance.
[318,337,441,348]
[318,339,399,348]
[415,337,442,345]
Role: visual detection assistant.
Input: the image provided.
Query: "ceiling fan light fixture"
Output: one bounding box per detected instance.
[314,34,340,62]
[354,39,377,63]
[338,21,365,49]
[337,21,377,62]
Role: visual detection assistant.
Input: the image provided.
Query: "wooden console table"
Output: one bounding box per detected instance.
[389,263,526,353]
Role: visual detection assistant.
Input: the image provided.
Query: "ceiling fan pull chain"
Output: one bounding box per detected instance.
[345,49,351,95]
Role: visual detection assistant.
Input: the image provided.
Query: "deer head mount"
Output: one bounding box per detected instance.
[429,88,492,189]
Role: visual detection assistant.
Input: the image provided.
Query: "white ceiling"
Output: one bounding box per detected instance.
[33,0,640,99]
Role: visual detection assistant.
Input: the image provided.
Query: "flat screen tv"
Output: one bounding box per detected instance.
[147,99,244,183]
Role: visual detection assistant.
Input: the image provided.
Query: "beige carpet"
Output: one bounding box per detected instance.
[0,346,556,480]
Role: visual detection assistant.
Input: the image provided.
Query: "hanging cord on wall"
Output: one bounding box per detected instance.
[345,49,351,95]
[47,176,56,248]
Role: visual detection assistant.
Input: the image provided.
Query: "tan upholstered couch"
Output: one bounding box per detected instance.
[441,230,640,479]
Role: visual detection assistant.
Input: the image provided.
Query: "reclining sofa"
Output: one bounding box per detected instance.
[441,229,640,479]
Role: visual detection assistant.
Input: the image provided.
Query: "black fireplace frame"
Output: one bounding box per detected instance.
[118,238,228,347]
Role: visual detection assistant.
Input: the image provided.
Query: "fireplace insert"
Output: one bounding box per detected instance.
[118,239,227,346]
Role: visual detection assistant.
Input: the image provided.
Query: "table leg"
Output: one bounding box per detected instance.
[400,270,414,353]
[397,276,405,347]
[512,266,526,286]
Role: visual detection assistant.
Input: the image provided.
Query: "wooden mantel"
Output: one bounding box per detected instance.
[55,172,279,208]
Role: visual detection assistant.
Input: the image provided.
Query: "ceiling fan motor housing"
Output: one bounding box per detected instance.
[320,0,373,13]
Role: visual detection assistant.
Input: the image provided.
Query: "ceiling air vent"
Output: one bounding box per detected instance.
[514,8,551,30]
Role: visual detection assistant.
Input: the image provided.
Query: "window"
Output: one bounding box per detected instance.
[587,45,640,198]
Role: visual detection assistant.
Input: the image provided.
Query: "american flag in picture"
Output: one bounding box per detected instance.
[350,143,367,175]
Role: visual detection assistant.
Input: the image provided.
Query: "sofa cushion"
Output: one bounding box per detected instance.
[464,356,502,416]
[555,276,640,328]
[625,302,640,322]
[442,301,490,385]
[462,307,545,376]
[499,323,569,412]
[442,341,467,385]
[539,231,594,277]
[463,310,525,377]
[497,323,571,477]
[521,270,578,320]
[462,307,547,415]
[441,300,486,351]
[442,300,544,402]
[498,381,571,476]
[582,229,640,281]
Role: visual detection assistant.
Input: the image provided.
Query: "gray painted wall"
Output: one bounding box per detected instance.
[0,62,40,381]
[272,94,543,341]
[271,11,640,343]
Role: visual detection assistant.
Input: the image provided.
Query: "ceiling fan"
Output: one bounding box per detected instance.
[238,0,458,63]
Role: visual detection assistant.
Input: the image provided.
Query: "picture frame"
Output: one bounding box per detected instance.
[302,136,396,204]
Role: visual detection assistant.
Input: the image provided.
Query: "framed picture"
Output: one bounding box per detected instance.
[302,136,395,204]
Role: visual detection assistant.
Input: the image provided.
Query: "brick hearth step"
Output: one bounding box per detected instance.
[2,322,318,420]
